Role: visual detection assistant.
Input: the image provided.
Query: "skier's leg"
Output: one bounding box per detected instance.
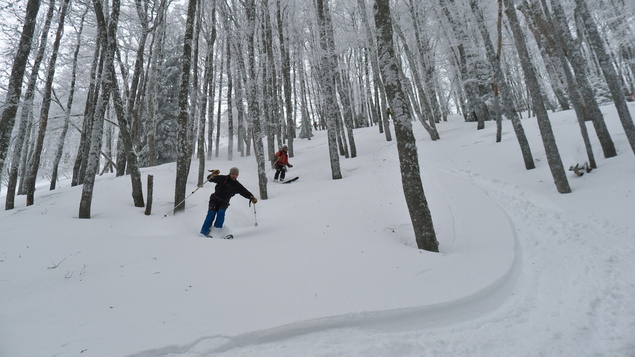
[280,166,286,181]
[274,167,280,180]
[201,209,217,235]
[214,209,226,228]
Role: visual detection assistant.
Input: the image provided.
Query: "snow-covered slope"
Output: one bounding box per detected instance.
[1,104,634,356]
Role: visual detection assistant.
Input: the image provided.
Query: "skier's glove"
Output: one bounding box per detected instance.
[287,164,293,168]
[250,196,258,204]
[207,169,220,181]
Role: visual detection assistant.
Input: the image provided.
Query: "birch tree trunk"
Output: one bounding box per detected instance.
[504,0,571,193]
[374,0,438,252]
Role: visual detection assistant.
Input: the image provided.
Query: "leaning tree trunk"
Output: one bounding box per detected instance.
[504,0,570,194]
[574,0,635,156]
[374,0,439,252]
[0,0,40,182]
[24,0,71,206]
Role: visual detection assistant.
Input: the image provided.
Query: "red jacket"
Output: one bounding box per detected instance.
[275,149,289,166]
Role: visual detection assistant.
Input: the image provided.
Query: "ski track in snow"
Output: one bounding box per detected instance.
[128,164,635,357]
[128,165,523,357]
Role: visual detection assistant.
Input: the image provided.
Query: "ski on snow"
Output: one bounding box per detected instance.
[205,234,234,239]
[281,176,299,184]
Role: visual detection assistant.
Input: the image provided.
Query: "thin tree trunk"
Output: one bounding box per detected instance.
[51,9,87,191]
[277,0,295,155]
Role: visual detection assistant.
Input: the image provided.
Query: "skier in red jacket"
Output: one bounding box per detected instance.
[273,145,293,182]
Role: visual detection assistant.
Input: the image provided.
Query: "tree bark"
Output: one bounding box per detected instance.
[316,0,342,180]
[374,0,439,252]
[173,0,198,214]
[79,0,121,218]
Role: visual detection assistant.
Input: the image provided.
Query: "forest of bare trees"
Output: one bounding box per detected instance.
[0,0,633,251]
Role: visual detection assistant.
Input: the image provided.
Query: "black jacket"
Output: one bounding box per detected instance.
[208,175,253,209]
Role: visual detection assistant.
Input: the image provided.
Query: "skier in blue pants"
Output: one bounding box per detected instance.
[200,167,258,237]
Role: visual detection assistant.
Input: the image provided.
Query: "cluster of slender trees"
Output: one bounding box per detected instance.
[0,0,633,251]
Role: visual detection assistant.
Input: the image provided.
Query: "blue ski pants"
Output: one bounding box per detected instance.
[200,208,226,235]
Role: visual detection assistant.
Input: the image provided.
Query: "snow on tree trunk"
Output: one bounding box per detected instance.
[316,0,342,180]
[246,0,269,199]
[374,0,439,252]
[173,0,198,214]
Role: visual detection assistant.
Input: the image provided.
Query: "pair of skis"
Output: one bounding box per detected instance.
[206,234,234,240]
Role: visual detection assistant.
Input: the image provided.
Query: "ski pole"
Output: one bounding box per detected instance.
[252,202,258,226]
[162,181,208,218]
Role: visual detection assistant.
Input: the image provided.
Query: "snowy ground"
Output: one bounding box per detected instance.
[1,103,634,356]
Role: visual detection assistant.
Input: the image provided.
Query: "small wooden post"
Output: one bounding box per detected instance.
[145,174,154,215]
